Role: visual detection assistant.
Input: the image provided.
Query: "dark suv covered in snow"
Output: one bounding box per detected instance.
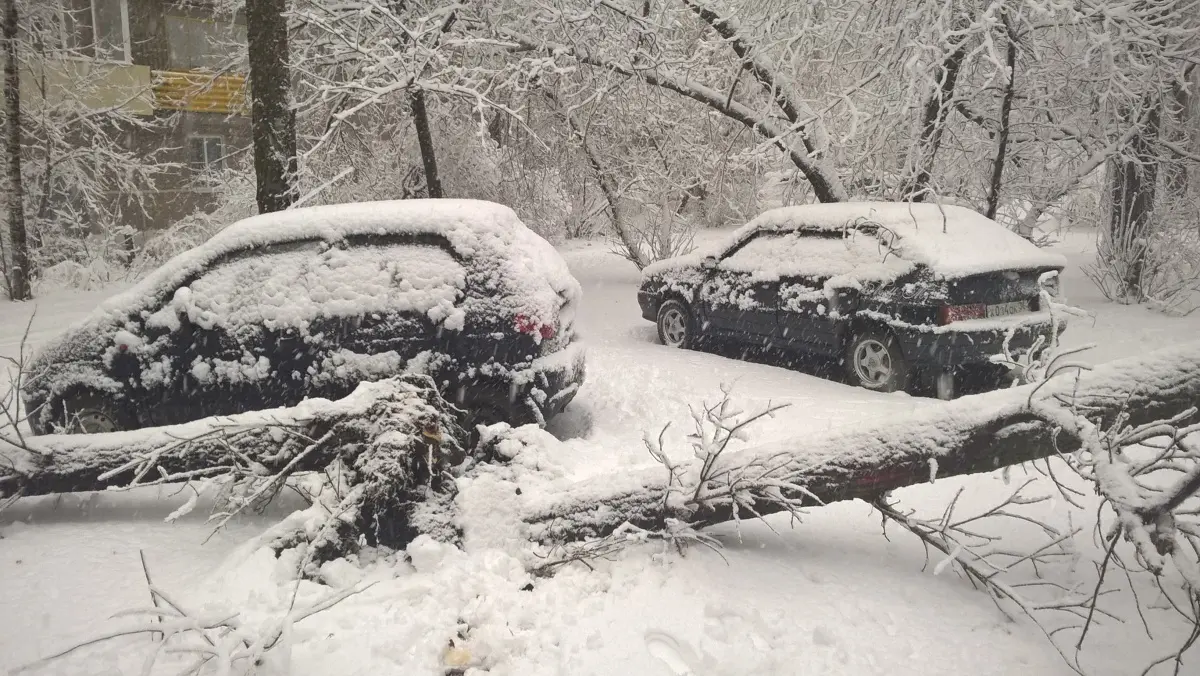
[637,202,1067,398]
[24,199,585,434]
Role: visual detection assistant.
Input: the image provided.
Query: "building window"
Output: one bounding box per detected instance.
[166,16,247,71]
[61,0,131,62]
[189,136,225,173]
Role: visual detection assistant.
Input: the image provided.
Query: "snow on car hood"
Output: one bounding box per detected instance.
[644,202,1066,282]
[31,200,580,369]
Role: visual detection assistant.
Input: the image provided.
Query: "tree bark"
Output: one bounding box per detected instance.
[1108,97,1162,298]
[1163,66,1193,198]
[904,30,971,202]
[2,0,30,301]
[246,0,298,214]
[985,22,1017,220]
[542,88,647,268]
[409,89,443,198]
[1,376,466,557]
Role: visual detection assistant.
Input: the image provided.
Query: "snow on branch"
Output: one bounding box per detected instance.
[493,26,846,202]
[520,341,1200,545]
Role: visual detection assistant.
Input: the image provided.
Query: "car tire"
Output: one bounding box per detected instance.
[55,391,128,434]
[845,331,910,393]
[656,299,694,349]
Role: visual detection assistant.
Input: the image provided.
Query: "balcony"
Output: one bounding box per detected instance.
[20,60,154,115]
[152,70,248,115]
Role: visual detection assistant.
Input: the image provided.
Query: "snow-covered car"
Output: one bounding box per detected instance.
[637,202,1067,398]
[23,199,585,434]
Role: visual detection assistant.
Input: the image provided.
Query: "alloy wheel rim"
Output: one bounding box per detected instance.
[853,339,893,386]
[72,409,118,434]
[661,308,687,346]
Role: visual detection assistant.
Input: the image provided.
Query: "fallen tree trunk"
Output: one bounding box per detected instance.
[520,342,1200,544]
[4,344,1200,563]
[0,376,467,561]
[0,377,462,498]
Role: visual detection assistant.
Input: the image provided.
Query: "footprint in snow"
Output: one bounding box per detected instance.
[645,630,703,676]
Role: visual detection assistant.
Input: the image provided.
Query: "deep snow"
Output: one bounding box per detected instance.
[1,227,1197,675]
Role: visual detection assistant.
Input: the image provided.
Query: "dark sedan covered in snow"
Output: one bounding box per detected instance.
[637,202,1068,398]
[24,199,585,434]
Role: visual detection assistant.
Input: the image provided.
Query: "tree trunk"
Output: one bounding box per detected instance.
[1164,67,1193,198]
[409,89,443,198]
[6,344,1200,557]
[543,89,648,268]
[904,33,970,202]
[679,0,846,202]
[246,0,297,214]
[1108,98,1163,299]
[525,341,1200,544]
[985,23,1017,220]
[1,376,466,559]
[1,0,30,301]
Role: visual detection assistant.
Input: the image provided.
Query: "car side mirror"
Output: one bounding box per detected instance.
[701,256,718,270]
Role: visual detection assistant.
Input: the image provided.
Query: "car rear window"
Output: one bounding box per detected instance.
[169,243,467,332]
[721,231,914,282]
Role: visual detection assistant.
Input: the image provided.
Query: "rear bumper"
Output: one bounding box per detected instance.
[455,339,586,424]
[516,339,587,423]
[895,314,1065,369]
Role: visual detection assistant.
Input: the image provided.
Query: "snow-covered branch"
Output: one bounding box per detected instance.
[522,341,1200,543]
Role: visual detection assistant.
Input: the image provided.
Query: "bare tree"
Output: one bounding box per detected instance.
[410,89,443,198]
[0,0,29,300]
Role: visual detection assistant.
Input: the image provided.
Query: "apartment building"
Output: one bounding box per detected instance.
[48,0,252,231]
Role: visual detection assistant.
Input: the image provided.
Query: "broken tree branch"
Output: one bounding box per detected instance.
[520,341,1200,544]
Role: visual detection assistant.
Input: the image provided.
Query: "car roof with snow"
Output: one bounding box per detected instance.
[727,202,1067,279]
[32,200,578,363]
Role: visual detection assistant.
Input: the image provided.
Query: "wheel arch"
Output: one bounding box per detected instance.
[43,381,131,432]
[656,289,692,313]
[844,314,913,362]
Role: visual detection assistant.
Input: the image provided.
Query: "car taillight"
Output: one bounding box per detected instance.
[938,303,986,325]
[515,313,556,340]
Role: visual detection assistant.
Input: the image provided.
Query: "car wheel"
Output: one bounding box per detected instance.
[656,300,694,349]
[56,391,127,434]
[845,332,910,393]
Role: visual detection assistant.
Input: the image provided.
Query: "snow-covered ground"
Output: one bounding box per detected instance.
[2,228,1197,675]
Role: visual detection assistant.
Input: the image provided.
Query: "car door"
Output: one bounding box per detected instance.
[161,241,323,419]
[774,231,883,356]
[305,236,468,398]
[777,274,842,355]
[698,231,788,343]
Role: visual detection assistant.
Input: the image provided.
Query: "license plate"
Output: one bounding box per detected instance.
[986,300,1029,318]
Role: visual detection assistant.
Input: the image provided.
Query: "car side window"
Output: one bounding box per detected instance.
[723,230,905,281]
[719,232,790,271]
[149,239,468,336]
[182,242,323,332]
[308,242,466,323]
